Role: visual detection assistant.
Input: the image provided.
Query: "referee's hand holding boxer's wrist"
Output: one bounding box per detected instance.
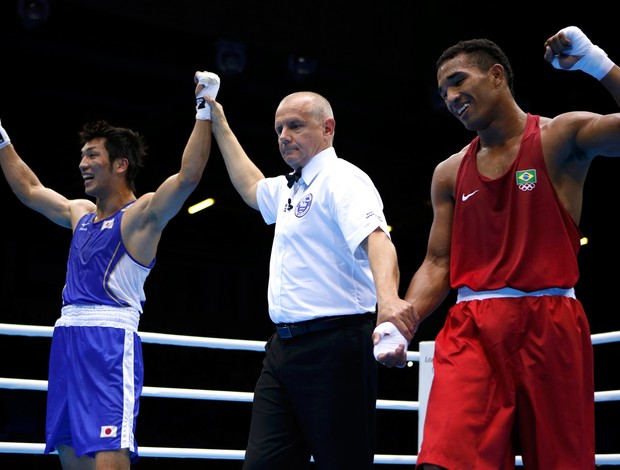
[373,322,409,368]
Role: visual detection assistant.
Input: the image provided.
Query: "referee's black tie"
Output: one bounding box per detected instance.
[285,167,302,188]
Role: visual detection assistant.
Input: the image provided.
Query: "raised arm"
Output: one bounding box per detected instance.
[0,121,94,228]
[542,27,620,199]
[544,26,620,108]
[203,94,265,210]
[132,72,219,227]
[122,71,219,264]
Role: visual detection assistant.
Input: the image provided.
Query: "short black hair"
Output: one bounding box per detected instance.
[79,120,147,192]
[436,38,515,96]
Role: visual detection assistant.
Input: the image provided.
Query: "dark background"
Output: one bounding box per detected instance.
[1,1,619,468]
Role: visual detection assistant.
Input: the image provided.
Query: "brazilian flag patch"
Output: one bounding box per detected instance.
[516,169,537,185]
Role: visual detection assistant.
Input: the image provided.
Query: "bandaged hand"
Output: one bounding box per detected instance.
[373,322,409,368]
[194,71,221,121]
[0,120,11,150]
[550,26,614,80]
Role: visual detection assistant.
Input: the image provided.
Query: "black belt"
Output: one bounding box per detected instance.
[275,313,376,339]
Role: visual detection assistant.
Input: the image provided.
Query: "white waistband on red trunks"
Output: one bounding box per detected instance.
[457,286,576,304]
[56,304,140,332]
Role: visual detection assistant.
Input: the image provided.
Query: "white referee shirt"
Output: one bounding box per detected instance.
[256,147,390,324]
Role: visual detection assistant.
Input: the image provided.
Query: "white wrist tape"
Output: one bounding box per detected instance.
[551,26,614,80]
[195,71,221,121]
[196,97,211,120]
[373,322,408,366]
[0,120,11,149]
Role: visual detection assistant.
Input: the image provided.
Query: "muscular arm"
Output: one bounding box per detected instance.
[123,118,212,263]
[405,159,455,323]
[122,73,218,265]
[136,119,212,227]
[600,65,620,108]
[541,28,620,222]
[553,68,620,162]
[204,95,265,209]
[0,142,94,229]
[543,26,620,160]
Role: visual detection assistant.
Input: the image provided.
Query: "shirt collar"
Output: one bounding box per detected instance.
[298,147,336,187]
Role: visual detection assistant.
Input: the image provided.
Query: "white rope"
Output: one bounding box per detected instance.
[2,441,619,465]
[591,330,620,345]
[0,323,52,337]
[0,323,420,362]
[0,378,419,410]
[0,323,266,351]
[4,376,618,408]
[594,390,620,402]
[0,442,421,463]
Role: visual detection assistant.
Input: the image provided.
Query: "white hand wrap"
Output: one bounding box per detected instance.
[551,26,614,80]
[0,120,11,149]
[373,322,408,367]
[195,71,221,121]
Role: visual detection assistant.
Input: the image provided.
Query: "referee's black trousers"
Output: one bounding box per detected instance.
[243,317,377,469]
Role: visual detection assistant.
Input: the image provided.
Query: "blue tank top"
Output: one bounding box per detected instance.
[61,202,154,312]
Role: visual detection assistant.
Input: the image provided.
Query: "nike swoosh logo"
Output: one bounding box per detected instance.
[461,190,479,201]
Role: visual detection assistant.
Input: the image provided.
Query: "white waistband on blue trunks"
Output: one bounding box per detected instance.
[456,286,576,304]
[56,304,140,332]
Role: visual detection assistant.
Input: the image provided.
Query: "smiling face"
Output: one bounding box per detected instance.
[435,38,516,135]
[79,137,119,198]
[437,53,503,132]
[274,92,335,170]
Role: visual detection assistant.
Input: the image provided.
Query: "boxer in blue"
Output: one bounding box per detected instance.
[0,71,220,469]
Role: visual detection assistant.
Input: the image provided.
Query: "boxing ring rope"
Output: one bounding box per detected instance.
[0,322,619,465]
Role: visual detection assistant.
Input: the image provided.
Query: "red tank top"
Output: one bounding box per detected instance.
[450,113,581,291]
